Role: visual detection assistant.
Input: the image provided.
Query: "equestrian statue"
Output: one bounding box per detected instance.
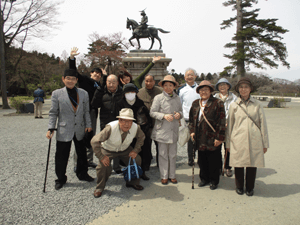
[126,10,170,50]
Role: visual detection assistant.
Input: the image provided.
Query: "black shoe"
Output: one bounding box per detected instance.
[115,170,123,174]
[78,174,94,182]
[246,189,254,196]
[55,183,64,190]
[198,180,209,187]
[140,173,150,181]
[236,188,244,195]
[87,162,97,168]
[210,184,218,190]
[188,162,193,167]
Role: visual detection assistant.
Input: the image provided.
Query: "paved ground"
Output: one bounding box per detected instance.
[1,96,300,225]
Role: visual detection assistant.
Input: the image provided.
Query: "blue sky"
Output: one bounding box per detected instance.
[26,0,300,81]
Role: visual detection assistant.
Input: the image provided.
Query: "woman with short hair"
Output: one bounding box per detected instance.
[150,75,183,185]
[226,77,269,196]
[214,78,237,177]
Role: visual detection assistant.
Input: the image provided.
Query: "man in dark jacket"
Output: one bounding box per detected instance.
[91,74,123,173]
[69,47,106,169]
[33,87,45,118]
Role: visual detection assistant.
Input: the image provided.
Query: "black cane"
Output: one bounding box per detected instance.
[43,130,56,193]
[192,139,195,189]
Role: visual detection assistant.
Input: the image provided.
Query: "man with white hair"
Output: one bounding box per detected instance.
[177,68,200,166]
[91,108,145,198]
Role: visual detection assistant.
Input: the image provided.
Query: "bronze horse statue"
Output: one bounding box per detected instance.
[126,18,170,50]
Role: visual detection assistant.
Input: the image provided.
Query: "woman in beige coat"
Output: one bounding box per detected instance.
[226,77,269,196]
[150,75,183,185]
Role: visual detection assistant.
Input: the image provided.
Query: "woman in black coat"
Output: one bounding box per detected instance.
[115,83,153,180]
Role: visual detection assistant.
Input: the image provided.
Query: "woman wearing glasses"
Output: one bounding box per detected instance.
[189,80,226,190]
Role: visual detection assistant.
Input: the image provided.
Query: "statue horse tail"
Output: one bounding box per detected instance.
[157,28,170,33]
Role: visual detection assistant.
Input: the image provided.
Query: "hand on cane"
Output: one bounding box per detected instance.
[46,130,54,139]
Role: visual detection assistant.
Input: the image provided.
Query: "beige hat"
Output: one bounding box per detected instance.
[158,75,179,88]
[116,108,136,121]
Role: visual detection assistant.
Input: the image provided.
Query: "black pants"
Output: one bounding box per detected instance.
[139,135,152,171]
[152,140,159,166]
[55,135,88,184]
[198,149,221,185]
[234,167,257,191]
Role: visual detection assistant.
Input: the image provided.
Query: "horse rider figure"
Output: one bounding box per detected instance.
[134,10,150,37]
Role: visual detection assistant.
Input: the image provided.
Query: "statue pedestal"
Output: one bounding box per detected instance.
[122,50,172,84]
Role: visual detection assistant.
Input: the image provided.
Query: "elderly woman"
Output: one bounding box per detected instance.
[189,80,226,190]
[118,56,161,89]
[115,83,152,180]
[214,78,237,177]
[226,77,269,196]
[150,75,183,185]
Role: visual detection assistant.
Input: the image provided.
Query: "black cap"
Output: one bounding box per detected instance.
[64,69,78,78]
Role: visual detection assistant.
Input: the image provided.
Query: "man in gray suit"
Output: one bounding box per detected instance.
[46,69,94,190]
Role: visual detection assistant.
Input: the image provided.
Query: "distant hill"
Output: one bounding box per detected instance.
[294,79,300,85]
[273,78,293,85]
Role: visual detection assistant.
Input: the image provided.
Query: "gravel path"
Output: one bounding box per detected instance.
[0,108,189,225]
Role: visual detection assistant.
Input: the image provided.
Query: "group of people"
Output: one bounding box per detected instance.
[46,48,269,198]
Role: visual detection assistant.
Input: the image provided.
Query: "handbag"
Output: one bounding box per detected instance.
[178,118,190,147]
[122,157,143,182]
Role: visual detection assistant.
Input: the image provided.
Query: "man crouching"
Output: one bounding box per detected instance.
[91,108,145,198]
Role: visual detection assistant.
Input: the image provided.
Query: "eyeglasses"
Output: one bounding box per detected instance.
[199,88,210,93]
[65,77,77,81]
[219,83,228,87]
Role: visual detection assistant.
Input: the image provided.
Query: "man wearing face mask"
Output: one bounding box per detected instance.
[115,83,152,180]
[69,47,107,170]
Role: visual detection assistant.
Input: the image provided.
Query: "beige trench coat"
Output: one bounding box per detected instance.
[225,96,269,168]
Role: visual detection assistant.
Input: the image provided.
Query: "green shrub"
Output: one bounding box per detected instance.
[9,98,25,113]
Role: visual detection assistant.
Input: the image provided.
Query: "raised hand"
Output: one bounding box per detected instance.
[153,56,162,63]
[70,47,80,59]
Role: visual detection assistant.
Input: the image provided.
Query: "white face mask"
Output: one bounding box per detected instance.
[125,92,136,101]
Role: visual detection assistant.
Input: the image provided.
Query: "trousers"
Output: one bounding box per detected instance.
[198,149,221,185]
[55,135,88,184]
[95,147,141,192]
[34,102,43,117]
[234,167,257,191]
[158,142,177,179]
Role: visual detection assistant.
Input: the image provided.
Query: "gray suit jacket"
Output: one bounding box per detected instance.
[48,87,92,142]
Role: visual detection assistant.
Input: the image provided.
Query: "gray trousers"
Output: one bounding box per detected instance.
[158,142,177,179]
[95,147,141,191]
[74,108,97,165]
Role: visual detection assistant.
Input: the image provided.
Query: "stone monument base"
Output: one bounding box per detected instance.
[122,50,172,84]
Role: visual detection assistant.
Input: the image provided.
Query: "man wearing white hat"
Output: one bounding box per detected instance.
[91,108,145,198]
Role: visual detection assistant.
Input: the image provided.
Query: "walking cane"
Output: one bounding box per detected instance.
[43,129,56,193]
[222,148,228,176]
[192,139,195,189]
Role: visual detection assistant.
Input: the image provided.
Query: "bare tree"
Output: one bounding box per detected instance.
[0,0,61,109]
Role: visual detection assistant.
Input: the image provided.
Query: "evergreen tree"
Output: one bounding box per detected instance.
[206,72,213,80]
[221,0,290,79]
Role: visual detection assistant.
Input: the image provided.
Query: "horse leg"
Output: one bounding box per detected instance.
[156,36,162,50]
[137,38,141,49]
[149,37,154,50]
[129,36,135,47]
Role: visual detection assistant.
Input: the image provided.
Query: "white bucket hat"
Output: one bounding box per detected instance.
[116,108,136,121]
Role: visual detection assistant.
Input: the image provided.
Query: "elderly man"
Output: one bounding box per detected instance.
[91,74,123,173]
[137,74,163,167]
[177,68,200,166]
[91,108,145,198]
[46,69,94,190]
[69,47,106,169]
